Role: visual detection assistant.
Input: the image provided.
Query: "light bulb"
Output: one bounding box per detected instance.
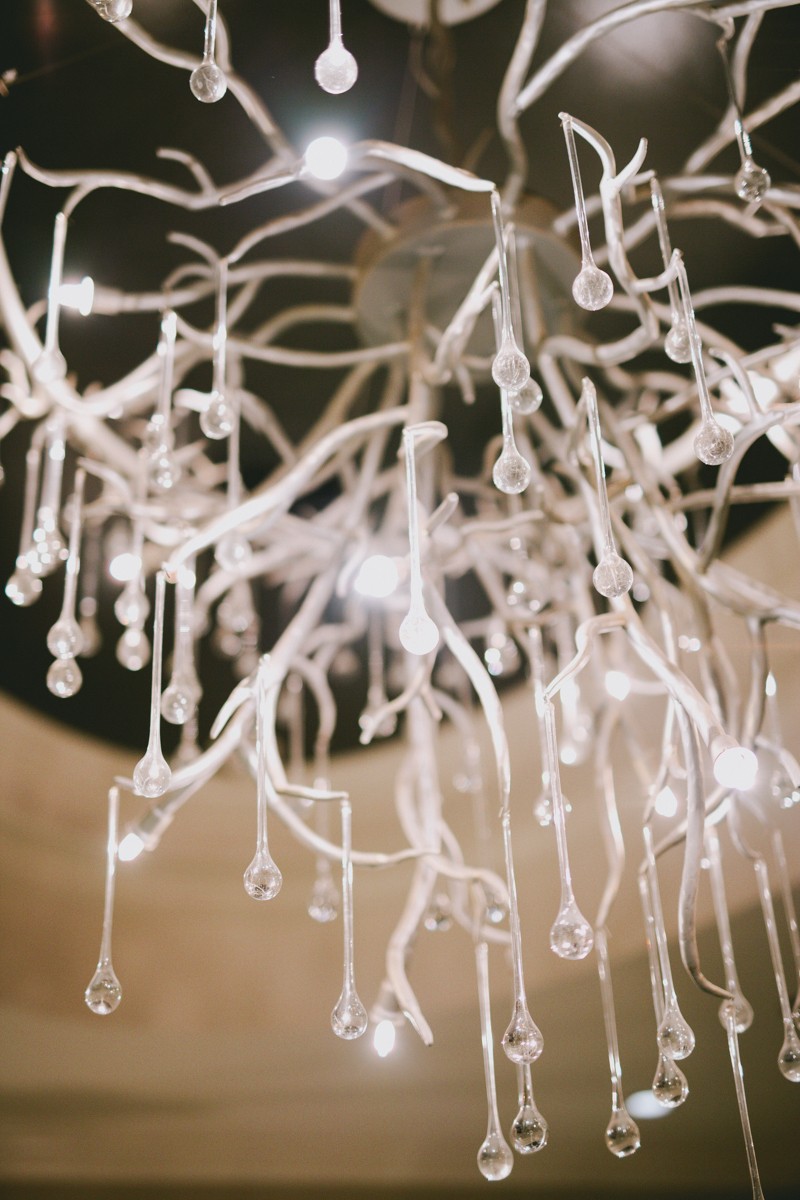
[304,136,348,181]
[354,554,399,598]
[713,744,758,790]
[373,1019,397,1058]
[118,831,145,862]
[604,669,631,701]
[109,552,142,583]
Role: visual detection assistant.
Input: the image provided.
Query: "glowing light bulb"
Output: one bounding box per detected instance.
[118,831,145,862]
[713,744,758,790]
[373,1019,397,1058]
[354,554,399,598]
[304,136,348,181]
[58,276,94,315]
[655,786,678,818]
[109,552,142,583]
[604,670,631,701]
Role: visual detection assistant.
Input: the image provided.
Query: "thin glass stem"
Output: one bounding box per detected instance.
[202,0,219,64]
[643,824,679,1012]
[156,309,177,428]
[649,177,682,323]
[490,191,515,342]
[328,0,342,42]
[19,445,42,558]
[500,809,530,1011]
[560,116,594,268]
[98,786,120,967]
[717,36,753,166]
[59,469,85,622]
[340,798,357,994]
[40,414,66,519]
[213,258,228,395]
[542,699,576,907]
[724,1009,766,1200]
[772,830,800,1004]
[674,257,715,426]
[403,427,424,613]
[583,377,616,559]
[753,856,794,1026]
[706,825,748,1004]
[596,927,624,1111]
[475,940,504,1139]
[638,870,666,1023]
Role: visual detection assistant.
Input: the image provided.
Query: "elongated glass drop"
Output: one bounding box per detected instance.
[244,660,282,901]
[398,427,439,656]
[315,0,358,94]
[132,572,171,798]
[560,115,612,311]
[190,0,227,102]
[84,786,123,1015]
[475,940,514,1181]
[331,799,367,1039]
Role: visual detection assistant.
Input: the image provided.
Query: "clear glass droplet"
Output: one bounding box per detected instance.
[199,391,234,439]
[477,1130,514,1181]
[502,1002,544,1064]
[510,1101,548,1154]
[572,264,613,311]
[694,419,734,466]
[657,1002,696,1060]
[92,0,132,22]
[492,340,531,393]
[5,566,42,607]
[160,678,199,726]
[331,988,368,1040]
[308,873,339,923]
[32,528,66,575]
[215,532,251,572]
[47,616,84,659]
[314,38,358,94]
[509,379,543,415]
[652,1051,690,1107]
[399,609,439,656]
[190,61,227,104]
[593,552,633,599]
[493,448,531,495]
[84,963,122,1014]
[664,320,692,364]
[114,582,150,628]
[549,900,594,960]
[148,450,180,492]
[778,1022,800,1082]
[735,158,771,205]
[116,628,150,671]
[484,896,508,926]
[132,749,171,799]
[719,993,754,1035]
[423,894,453,933]
[46,656,83,698]
[604,1107,641,1157]
[243,849,283,900]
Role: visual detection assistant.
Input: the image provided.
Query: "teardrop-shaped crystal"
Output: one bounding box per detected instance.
[32,528,66,575]
[114,582,150,628]
[572,264,613,311]
[5,566,42,607]
[243,849,283,901]
[735,158,771,205]
[593,552,633,599]
[148,450,180,492]
[604,1106,641,1157]
[200,392,234,438]
[308,873,339,923]
[493,448,531,495]
[84,963,122,1014]
[331,987,368,1040]
[664,320,692,364]
[550,900,594,960]
[161,678,199,726]
[510,1101,548,1154]
[132,749,171,799]
[652,1051,689,1107]
[694,420,734,466]
[492,339,531,393]
[46,656,83,698]
[484,896,508,926]
[47,616,84,659]
[778,1022,800,1082]
[314,37,358,94]
[657,1001,696,1060]
[502,1002,544,1064]
[399,609,439,656]
[116,628,150,671]
[215,533,251,572]
[718,993,754,1035]
[190,61,227,104]
[92,0,132,22]
[509,379,543,415]
[477,1130,514,1181]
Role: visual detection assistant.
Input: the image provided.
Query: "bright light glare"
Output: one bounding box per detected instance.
[109,552,142,582]
[626,1089,672,1121]
[605,670,631,701]
[713,745,758,791]
[354,554,399,598]
[655,786,678,818]
[58,276,94,316]
[373,1019,397,1058]
[304,136,348,180]
[765,672,777,698]
[118,831,145,862]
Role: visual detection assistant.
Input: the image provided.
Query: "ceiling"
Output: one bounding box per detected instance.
[1,1,800,1198]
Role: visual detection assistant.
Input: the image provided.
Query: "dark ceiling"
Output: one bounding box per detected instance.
[0,0,798,755]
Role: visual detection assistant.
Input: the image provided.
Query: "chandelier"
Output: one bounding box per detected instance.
[1,0,799,1191]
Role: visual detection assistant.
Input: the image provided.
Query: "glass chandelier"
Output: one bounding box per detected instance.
[1,0,799,1192]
